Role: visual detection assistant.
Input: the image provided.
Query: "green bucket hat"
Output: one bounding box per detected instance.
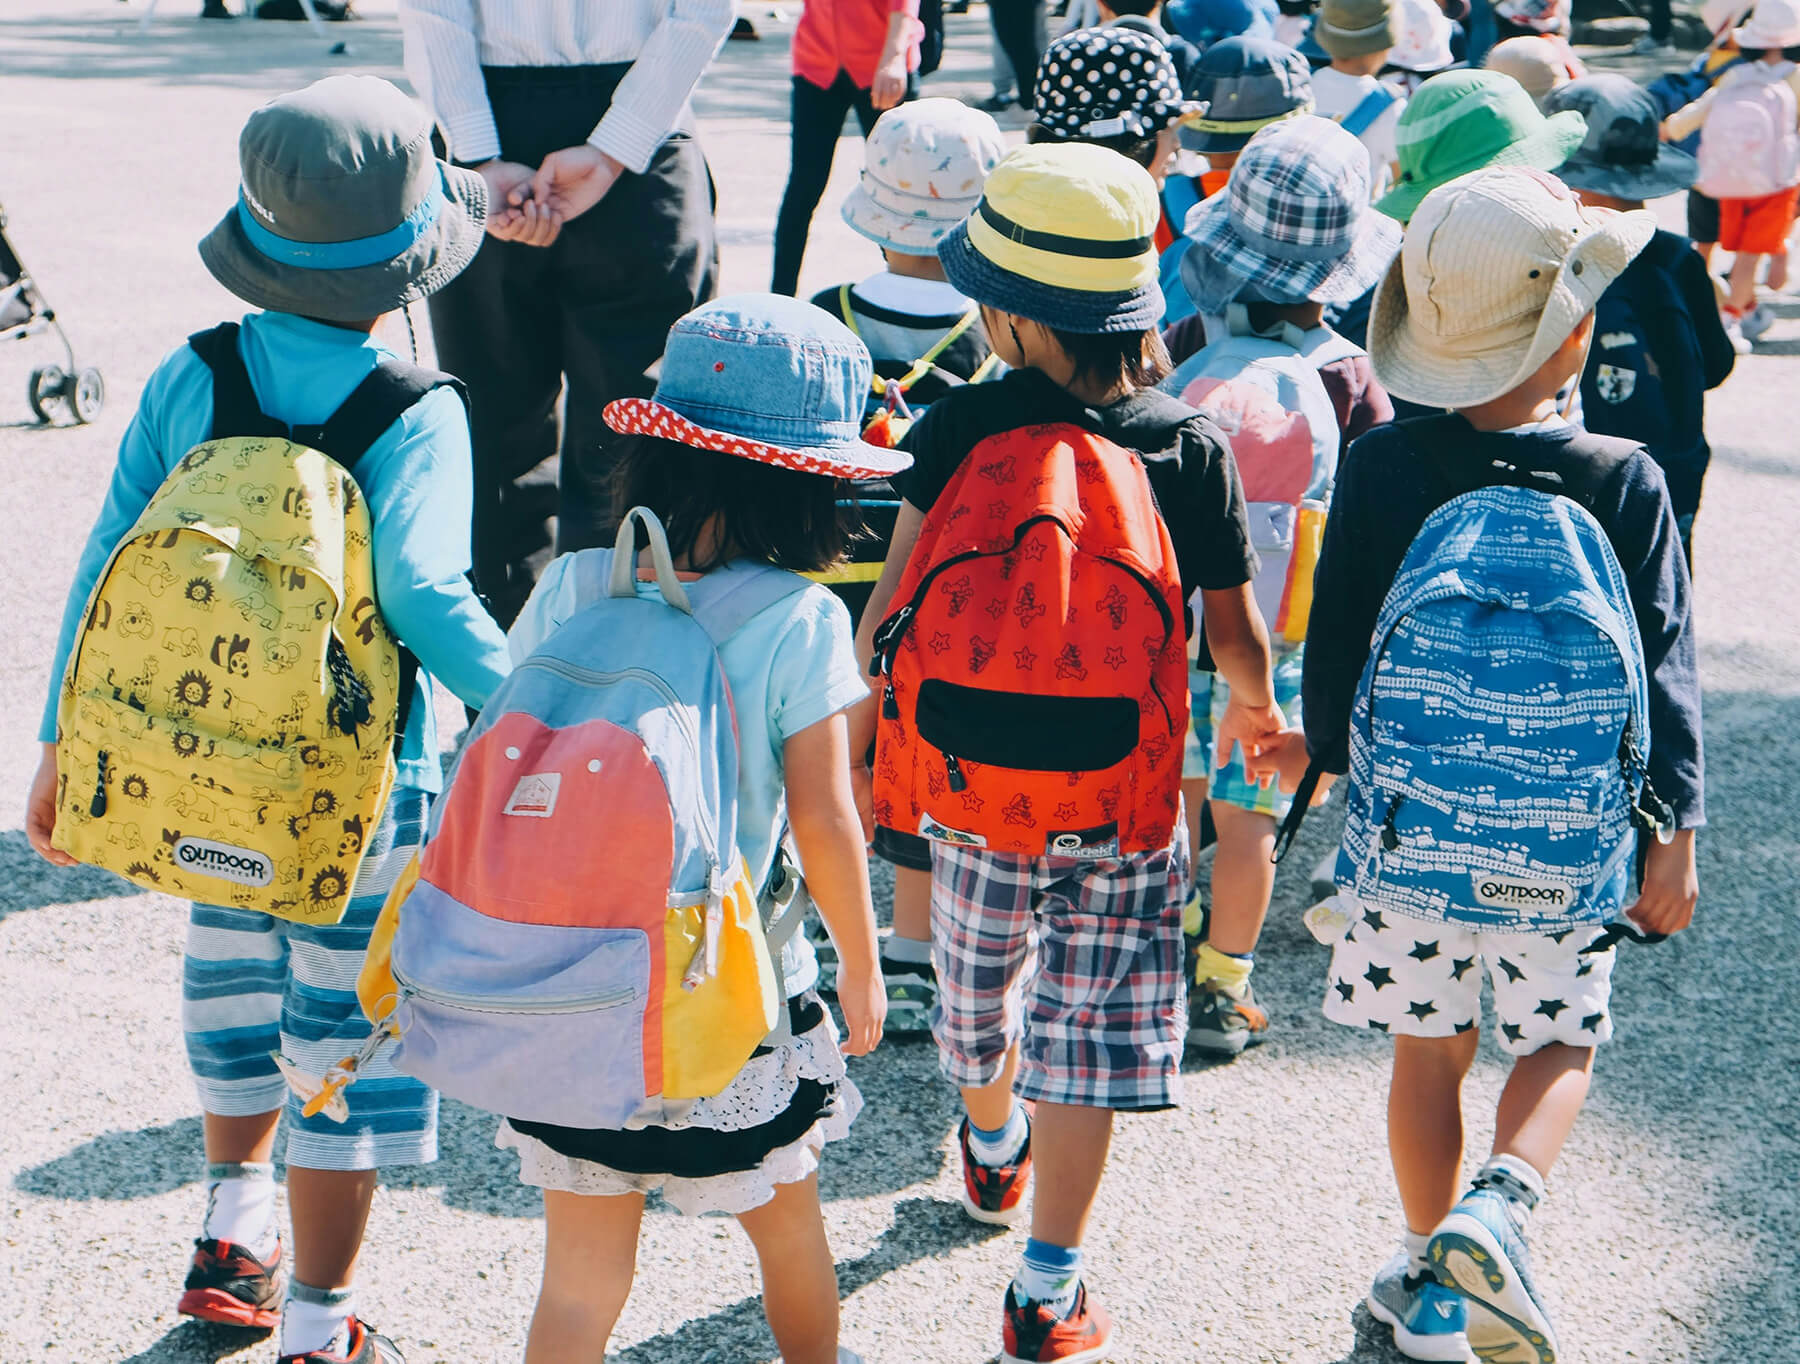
[1376,69,1587,223]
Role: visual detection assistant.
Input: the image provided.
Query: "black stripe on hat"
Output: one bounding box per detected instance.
[976,199,1152,259]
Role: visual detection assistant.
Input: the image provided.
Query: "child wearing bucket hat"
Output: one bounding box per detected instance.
[1485,34,1575,108]
[502,293,896,1364]
[1301,165,1703,1364]
[807,97,1006,1035]
[24,75,511,1364]
[1550,75,1736,560]
[855,142,1284,1363]
[1157,115,1399,1057]
[1663,0,1800,344]
[1312,0,1407,199]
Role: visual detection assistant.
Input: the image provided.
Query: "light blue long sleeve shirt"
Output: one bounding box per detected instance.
[39,311,512,793]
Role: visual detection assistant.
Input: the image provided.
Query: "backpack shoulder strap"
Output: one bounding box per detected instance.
[301,359,469,469]
[688,563,813,646]
[188,322,286,441]
[1336,84,1399,138]
[1402,414,1639,511]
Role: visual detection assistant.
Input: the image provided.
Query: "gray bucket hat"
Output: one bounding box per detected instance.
[1546,75,1699,202]
[199,76,487,323]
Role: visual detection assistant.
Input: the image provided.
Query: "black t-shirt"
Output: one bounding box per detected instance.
[807,281,994,401]
[890,367,1260,611]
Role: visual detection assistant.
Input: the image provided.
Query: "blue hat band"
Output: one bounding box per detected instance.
[237,172,445,271]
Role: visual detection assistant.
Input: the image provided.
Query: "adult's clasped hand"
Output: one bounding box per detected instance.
[476,146,626,248]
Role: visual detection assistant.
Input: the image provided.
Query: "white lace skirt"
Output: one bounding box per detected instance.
[495,998,862,1217]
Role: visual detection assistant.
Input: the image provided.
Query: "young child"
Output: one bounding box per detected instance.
[1485,33,1575,108]
[498,294,891,1364]
[1386,0,1460,95]
[1165,36,1317,325]
[1311,0,1407,198]
[1305,166,1702,1363]
[1647,0,1754,277]
[23,77,513,1364]
[808,97,1006,1031]
[1161,115,1401,1053]
[1549,75,1737,561]
[1662,0,1800,346]
[855,142,1284,1362]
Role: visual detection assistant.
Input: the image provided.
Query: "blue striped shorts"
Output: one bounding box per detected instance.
[181,787,434,1171]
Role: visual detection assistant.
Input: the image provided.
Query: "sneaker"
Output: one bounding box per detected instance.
[1724,316,1754,354]
[1428,1187,1559,1364]
[177,1237,283,1330]
[879,949,937,1034]
[1187,978,1270,1056]
[807,917,839,992]
[1740,302,1776,340]
[1627,33,1674,53]
[958,1115,1032,1226]
[278,1317,404,1364]
[199,0,235,15]
[1003,1281,1113,1363]
[1367,1253,1474,1362]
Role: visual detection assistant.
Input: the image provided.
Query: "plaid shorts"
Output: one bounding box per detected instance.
[928,825,1190,1111]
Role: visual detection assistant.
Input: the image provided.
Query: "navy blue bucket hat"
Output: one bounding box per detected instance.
[1546,75,1699,201]
[1181,36,1315,152]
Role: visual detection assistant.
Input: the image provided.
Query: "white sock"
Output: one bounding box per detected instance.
[881,934,932,966]
[280,1282,354,1358]
[1404,1229,1431,1276]
[1477,1152,1546,1216]
[201,1162,278,1260]
[1013,1238,1082,1316]
[966,1104,1029,1166]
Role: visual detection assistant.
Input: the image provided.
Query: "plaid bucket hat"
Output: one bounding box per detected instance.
[841,99,1007,256]
[1369,166,1655,408]
[937,143,1164,333]
[1181,36,1315,153]
[1546,75,1698,201]
[1032,26,1192,142]
[199,76,486,324]
[1377,69,1587,222]
[604,294,910,479]
[1181,114,1403,311]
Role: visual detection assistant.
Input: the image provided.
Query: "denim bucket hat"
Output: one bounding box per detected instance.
[937,143,1165,334]
[603,295,910,479]
[1181,37,1315,152]
[1181,115,1403,311]
[199,76,487,324]
[841,99,1007,256]
[1546,75,1698,201]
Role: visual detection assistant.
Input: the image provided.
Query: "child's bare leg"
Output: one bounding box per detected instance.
[286,1166,377,1291]
[1768,245,1791,291]
[737,1173,840,1364]
[1727,249,1762,315]
[892,865,932,944]
[1697,239,1717,270]
[1180,778,1209,935]
[1203,803,1277,956]
[1028,1102,1113,1247]
[525,1190,644,1364]
[961,1042,1023,1130]
[1491,1042,1594,1178]
[1390,1031,1480,1234]
[203,1110,281,1165]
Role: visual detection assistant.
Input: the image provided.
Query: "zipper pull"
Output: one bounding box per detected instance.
[90,750,109,818]
[882,683,899,720]
[945,753,968,793]
[1380,797,1404,852]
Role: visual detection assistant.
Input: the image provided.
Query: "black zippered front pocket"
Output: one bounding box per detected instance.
[915,680,1139,772]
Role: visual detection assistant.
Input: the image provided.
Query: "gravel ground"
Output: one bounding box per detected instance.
[1,5,1796,1361]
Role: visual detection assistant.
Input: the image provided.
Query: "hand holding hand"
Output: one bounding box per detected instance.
[1626,829,1697,937]
[835,960,888,1057]
[530,145,625,229]
[26,743,75,867]
[475,160,561,246]
[1215,695,1288,789]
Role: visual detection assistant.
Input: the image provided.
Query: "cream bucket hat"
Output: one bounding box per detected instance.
[1369,165,1655,409]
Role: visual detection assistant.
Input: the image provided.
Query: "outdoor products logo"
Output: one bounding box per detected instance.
[1472,873,1574,911]
[174,837,273,887]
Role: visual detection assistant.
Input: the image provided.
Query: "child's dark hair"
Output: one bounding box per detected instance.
[1049,327,1173,389]
[1026,121,1162,172]
[613,436,851,574]
[1104,0,1162,15]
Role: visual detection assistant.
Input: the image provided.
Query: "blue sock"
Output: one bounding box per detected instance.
[966,1103,1029,1166]
[1013,1238,1082,1316]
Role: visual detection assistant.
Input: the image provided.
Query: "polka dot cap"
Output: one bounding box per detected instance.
[1033,26,1187,142]
[603,397,912,480]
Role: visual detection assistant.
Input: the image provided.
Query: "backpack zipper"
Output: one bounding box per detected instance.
[392,963,638,1016]
[1380,796,1404,852]
[90,749,109,818]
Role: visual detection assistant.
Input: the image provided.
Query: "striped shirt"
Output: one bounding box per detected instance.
[399,0,734,174]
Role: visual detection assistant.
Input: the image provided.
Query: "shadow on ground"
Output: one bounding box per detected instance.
[0,827,138,919]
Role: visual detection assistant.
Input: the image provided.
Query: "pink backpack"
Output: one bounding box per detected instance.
[1697,63,1800,199]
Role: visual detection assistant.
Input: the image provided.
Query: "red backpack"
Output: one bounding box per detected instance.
[870,422,1188,859]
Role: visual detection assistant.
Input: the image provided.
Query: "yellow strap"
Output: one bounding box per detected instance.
[969,351,1003,384]
[803,560,885,585]
[842,293,983,399]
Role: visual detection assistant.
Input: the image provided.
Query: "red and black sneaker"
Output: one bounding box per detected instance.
[1003,1281,1113,1363]
[277,1317,405,1364]
[958,1115,1032,1226]
[177,1236,283,1329]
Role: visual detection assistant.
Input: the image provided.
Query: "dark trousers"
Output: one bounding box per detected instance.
[771,72,897,296]
[428,64,719,626]
[988,0,1046,104]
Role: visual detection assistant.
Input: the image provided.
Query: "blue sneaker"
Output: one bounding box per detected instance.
[1367,1253,1473,1362]
[1429,1187,1559,1364]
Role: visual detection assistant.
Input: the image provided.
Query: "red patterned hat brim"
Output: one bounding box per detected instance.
[603,397,912,481]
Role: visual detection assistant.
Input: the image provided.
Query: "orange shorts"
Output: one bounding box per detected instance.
[1717,186,1800,256]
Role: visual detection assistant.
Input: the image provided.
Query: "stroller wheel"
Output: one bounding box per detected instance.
[28,366,66,423]
[68,368,105,424]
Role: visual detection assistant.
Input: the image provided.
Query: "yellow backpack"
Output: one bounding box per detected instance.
[52,324,455,924]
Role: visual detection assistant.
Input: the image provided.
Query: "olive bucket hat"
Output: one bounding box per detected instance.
[199,76,488,323]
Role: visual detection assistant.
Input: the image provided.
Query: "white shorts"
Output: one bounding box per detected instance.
[1322,902,1617,1056]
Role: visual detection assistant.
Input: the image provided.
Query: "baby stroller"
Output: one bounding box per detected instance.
[0,203,103,425]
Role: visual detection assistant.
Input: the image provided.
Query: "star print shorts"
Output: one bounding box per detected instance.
[929,829,1190,1111]
[1182,645,1304,817]
[1321,903,1618,1056]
